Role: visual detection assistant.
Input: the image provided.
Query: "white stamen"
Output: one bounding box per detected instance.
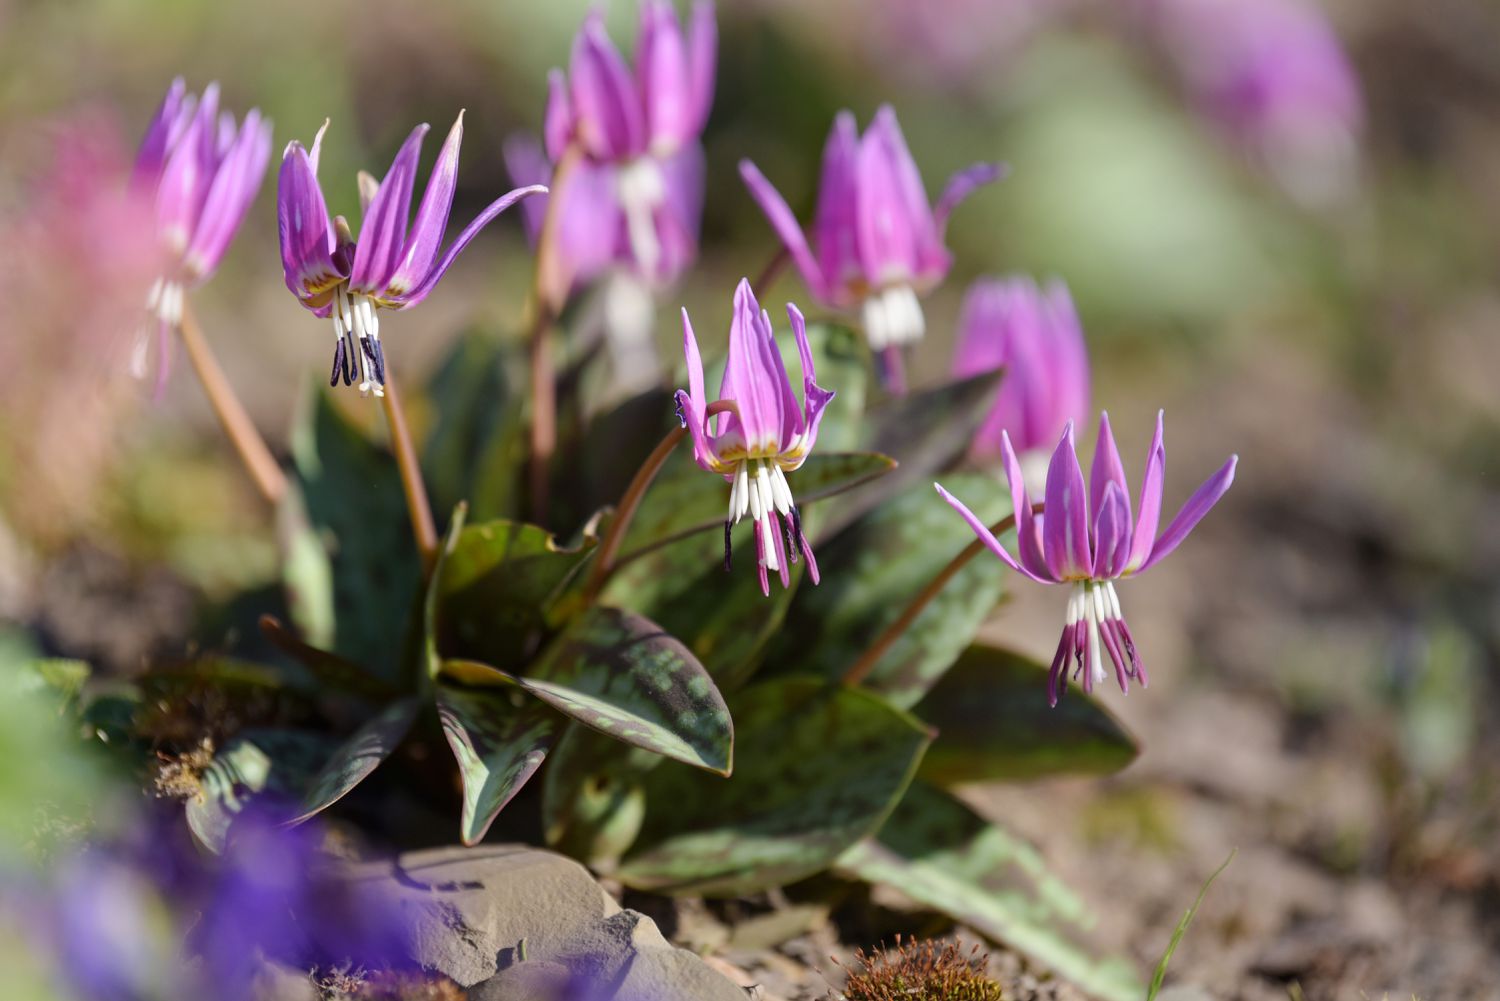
[747,462,764,522]
[754,461,775,524]
[617,158,666,276]
[759,514,780,572]
[862,293,892,351]
[733,462,750,522]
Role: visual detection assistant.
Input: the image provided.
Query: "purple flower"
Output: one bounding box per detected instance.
[936,412,1236,705]
[511,2,715,296]
[675,279,835,596]
[1149,0,1363,203]
[952,276,1090,466]
[739,106,1004,357]
[277,114,545,397]
[130,78,272,391]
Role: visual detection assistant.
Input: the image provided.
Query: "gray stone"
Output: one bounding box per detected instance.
[249,959,319,1001]
[468,961,573,1001]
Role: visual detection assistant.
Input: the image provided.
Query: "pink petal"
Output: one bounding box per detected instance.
[738,159,828,302]
[387,113,464,298]
[276,138,341,304]
[183,108,271,282]
[1000,429,1052,580]
[811,112,861,297]
[349,122,427,294]
[1089,411,1131,527]
[935,482,1051,584]
[1042,422,1091,580]
[687,0,717,134]
[1138,454,1237,573]
[1124,410,1166,573]
[570,12,645,160]
[639,0,692,153]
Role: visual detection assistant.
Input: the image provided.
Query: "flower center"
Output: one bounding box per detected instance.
[725,458,802,574]
[328,285,386,397]
[616,157,667,278]
[860,284,925,352]
[1054,579,1144,704]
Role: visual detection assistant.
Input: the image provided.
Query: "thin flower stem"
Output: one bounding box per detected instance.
[582,399,737,602]
[379,375,439,573]
[841,503,1043,688]
[751,246,790,300]
[527,145,584,521]
[178,299,287,504]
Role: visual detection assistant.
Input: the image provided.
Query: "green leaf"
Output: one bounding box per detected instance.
[435,518,598,669]
[779,322,867,452]
[767,473,1010,708]
[422,331,527,522]
[835,782,1144,1001]
[257,615,400,700]
[287,388,423,686]
[185,729,337,853]
[600,518,805,693]
[617,449,895,566]
[444,606,732,775]
[1148,850,1235,1001]
[436,683,560,846]
[18,659,90,703]
[817,369,1001,539]
[616,677,932,896]
[289,697,422,824]
[914,643,1139,784]
[542,723,658,868]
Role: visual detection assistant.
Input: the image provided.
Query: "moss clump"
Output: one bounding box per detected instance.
[838,936,1002,1001]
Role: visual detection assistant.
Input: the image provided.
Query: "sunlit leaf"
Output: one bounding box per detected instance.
[436,682,559,846]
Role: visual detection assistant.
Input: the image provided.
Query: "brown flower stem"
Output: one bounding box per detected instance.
[841,503,1043,688]
[527,145,584,521]
[582,400,737,602]
[178,299,287,504]
[751,246,790,300]
[379,375,438,573]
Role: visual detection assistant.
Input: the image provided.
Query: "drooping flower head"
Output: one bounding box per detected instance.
[936,412,1236,705]
[510,1,715,298]
[952,276,1090,470]
[676,279,835,596]
[131,78,272,391]
[739,106,1004,360]
[277,114,545,397]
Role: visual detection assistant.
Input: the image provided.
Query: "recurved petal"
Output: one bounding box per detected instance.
[738,159,828,301]
[1042,422,1092,580]
[544,69,573,163]
[855,106,925,286]
[183,108,272,282]
[788,302,834,458]
[933,161,1007,234]
[570,12,646,160]
[132,76,187,192]
[1092,480,1133,579]
[502,133,551,244]
[349,122,428,294]
[1089,411,1131,527]
[719,279,793,453]
[1124,410,1166,573]
[391,184,547,308]
[676,308,722,472]
[1138,454,1237,573]
[155,91,219,254]
[1000,429,1052,580]
[935,483,1050,583]
[687,0,717,133]
[639,0,692,152]
[387,113,464,299]
[277,139,341,302]
[812,111,861,298]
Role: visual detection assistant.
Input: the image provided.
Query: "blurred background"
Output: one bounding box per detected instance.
[1,0,1498,997]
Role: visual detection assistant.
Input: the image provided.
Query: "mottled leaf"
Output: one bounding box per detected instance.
[835,782,1143,1001]
[616,676,932,896]
[435,518,598,669]
[289,697,421,824]
[436,683,560,846]
[914,643,1139,784]
[617,450,895,566]
[444,606,732,775]
[542,723,658,869]
[185,729,337,853]
[778,322,867,452]
[767,473,1010,708]
[422,331,527,522]
[287,388,422,686]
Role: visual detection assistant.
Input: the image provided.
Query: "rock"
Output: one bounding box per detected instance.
[332,845,620,986]
[331,844,747,1001]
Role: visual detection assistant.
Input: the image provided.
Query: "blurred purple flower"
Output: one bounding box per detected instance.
[937,412,1236,704]
[739,106,1004,376]
[676,279,835,596]
[131,78,273,393]
[43,851,172,1001]
[509,2,715,300]
[952,276,1091,468]
[1147,0,1363,204]
[277,114,545,397]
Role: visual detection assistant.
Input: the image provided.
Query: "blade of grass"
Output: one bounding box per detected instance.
[1146,849,1236,1001]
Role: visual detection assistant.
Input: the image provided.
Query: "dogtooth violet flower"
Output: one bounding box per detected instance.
[936,412,1236,705]
[952,275,1090,479]
[510,1,715,297]
[278,114,545,397]
[739,106,1004,357]
[130,78,272,393]
[675,279,835,597]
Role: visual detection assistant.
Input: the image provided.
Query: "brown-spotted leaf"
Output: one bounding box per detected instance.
[289,697,421,825]
[436,683,560,846]
[185,729,338,853]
